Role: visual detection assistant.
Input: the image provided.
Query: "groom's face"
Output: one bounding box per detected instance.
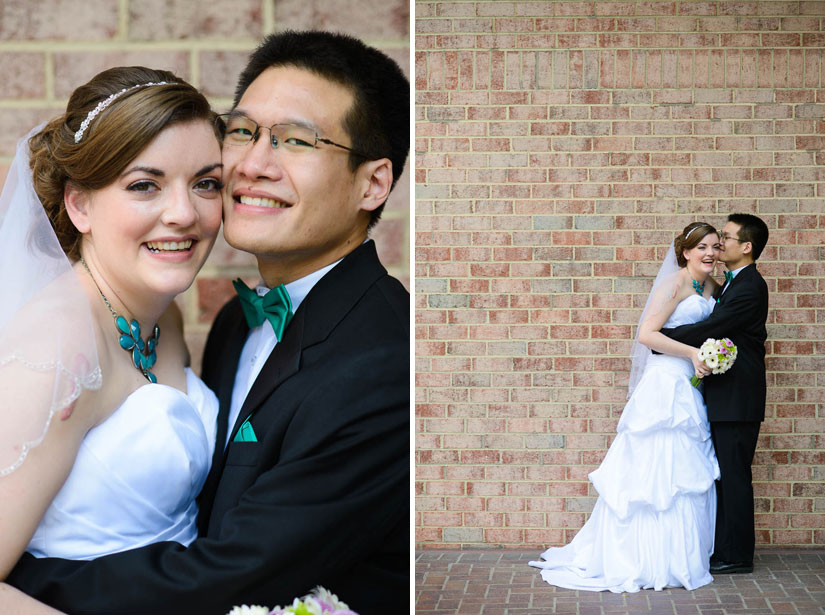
[719,221,751,266]
[220,65,372,283]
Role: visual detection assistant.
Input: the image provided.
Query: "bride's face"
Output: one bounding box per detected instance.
[72,120,223,302]
[683,232,720,278]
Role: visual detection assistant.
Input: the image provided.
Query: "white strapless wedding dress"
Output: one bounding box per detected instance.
[530,294,721,592]
[26,367,218,560]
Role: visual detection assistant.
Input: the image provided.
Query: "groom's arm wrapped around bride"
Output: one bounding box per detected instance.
[6,242,410,615]
[660,263,768,422]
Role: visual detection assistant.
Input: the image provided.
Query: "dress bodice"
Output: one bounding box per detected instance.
[663,293,715,328]
[645,293,715,381]
[27,368,218,560]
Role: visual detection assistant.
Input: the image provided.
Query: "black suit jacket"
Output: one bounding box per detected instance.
[661,263,768,422]
[8,241,410,615]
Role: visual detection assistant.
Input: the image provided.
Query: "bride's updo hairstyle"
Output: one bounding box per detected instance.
[29,66,218,261]
[674,221,717,268]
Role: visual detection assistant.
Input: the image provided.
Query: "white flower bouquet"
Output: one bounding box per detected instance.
[690,337,737,387]
[225,587,357,615]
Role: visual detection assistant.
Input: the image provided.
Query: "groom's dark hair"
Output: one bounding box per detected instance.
[728,213,769,261]
[233,30,410,230]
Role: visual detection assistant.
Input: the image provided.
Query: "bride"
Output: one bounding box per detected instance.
[0,67,221,609]
[530,222,723,592]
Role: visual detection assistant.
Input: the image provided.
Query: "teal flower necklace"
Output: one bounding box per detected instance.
[80,257,160,383]
[691,279,705,295]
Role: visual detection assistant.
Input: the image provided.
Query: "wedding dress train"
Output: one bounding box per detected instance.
[530,294,720,592]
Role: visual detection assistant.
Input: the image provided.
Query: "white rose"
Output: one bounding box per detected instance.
[225,606,270,615]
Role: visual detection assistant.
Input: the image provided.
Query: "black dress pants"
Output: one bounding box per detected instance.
[710,420,761,563]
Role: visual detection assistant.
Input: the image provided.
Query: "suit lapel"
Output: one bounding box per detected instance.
[718,263,755,305]
[212,301,249,454]
[226,241,388,441]
[198,299,249,532]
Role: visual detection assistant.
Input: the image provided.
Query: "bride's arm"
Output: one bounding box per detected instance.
[0,583,65,614]
[637,275,710,375]
[0,367,98,580]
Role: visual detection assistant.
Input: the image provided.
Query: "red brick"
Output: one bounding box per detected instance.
[0,0,117,40]
[485,496,527,513]
[756,48,773,88]
[677,2,713,16]
[53,51,190,98]
[131,0,262,40]
[716,2,757,15]
[773,530,813,544]
[0,53,45,98]
[803,49,822,88]
[196,278,237,324]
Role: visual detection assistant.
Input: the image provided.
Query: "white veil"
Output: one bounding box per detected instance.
[0,126,102,476]
[627,242,680,399]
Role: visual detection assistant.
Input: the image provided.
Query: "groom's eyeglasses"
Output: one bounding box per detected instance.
[215,113,370,158]
[720,233,747,243]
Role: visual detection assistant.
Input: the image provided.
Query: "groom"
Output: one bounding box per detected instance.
[661,213,769,575]
[7,31,409,615]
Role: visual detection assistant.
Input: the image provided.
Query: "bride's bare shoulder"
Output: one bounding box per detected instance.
[657,268,691,303]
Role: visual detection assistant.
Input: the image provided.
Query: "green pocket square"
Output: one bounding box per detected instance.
[234,418,257,443]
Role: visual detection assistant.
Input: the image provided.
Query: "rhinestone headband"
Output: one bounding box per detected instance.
[74,81,169,143]
[684,225,704,240]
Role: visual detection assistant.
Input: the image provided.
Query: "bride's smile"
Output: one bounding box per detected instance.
[683,234,721,282]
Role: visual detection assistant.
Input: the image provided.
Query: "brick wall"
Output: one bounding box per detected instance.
[0,0,410,373]
[415,1,825,549]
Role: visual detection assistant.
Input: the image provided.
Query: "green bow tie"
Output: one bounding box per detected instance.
[724,270,733,283]
[233,279,294,341]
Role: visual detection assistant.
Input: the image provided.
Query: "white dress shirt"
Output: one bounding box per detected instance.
[225,259,340,447]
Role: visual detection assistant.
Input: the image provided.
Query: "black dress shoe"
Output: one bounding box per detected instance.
[710,560,753,574]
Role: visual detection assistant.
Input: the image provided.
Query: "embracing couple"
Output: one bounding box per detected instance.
[531,214,770,592]
[0,31,409,615]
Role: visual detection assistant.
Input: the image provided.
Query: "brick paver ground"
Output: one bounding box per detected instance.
[416,549,825,614]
